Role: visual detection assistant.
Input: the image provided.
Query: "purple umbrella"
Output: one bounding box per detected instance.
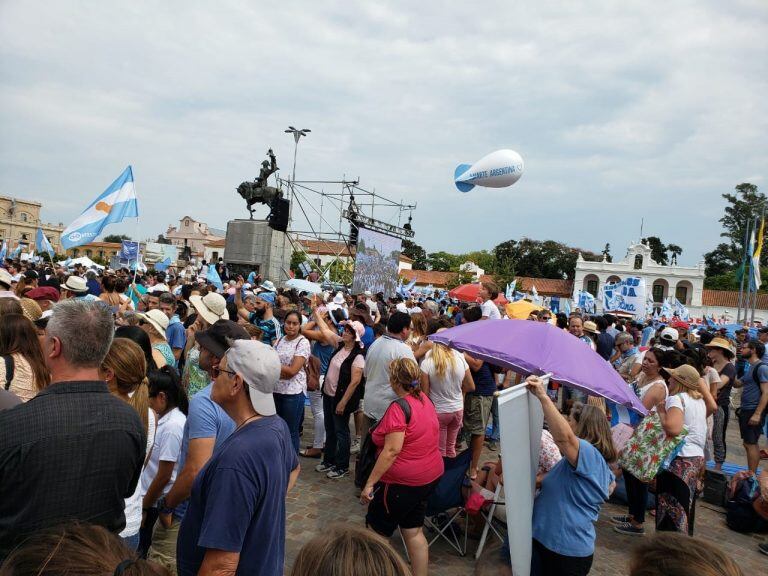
[430,319,647,415]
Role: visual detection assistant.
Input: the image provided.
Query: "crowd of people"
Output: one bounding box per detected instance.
[0,262,762,575]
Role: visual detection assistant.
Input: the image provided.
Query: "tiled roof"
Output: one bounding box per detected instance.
[204,238,226,248]
[516,277,574,297]
[298,238,354,257]
[400,269,458,286]
[702,289,768,309]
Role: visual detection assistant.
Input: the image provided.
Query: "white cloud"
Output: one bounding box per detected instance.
[0,0,766,265]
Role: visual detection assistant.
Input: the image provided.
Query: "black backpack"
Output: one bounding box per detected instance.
[354,398,411,489]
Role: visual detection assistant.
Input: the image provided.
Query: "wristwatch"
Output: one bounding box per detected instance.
[157,496,175,515]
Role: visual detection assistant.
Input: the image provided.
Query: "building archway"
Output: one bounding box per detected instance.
[675,280,693,305]
[583,274,599,297]
[606,275,621,285]
[652,279,669,303]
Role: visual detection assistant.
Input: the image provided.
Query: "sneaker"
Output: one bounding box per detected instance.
[315,462,333,473]
[613,522,645,536]
[350,439,361,455]
[759,542,768,556]
[610,515,633,525]
[327,468,349,479]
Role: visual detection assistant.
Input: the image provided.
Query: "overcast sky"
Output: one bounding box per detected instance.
[1,1,766,265]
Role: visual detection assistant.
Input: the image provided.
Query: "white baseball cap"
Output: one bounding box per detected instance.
[225,339,281,416]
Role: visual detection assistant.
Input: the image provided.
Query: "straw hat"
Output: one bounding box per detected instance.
[704,336,735,359]
[662,364,700,392]
[62,276,89,294]
[19,298,42,322]
[583,320,600,334]
[137,309,169,340]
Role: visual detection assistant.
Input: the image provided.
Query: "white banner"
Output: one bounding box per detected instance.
[499,384,544,576]
[601,276,646,317]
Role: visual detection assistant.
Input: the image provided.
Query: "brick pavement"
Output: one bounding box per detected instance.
[285,409,768,575]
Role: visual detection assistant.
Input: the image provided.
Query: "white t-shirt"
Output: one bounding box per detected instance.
[122,409,156,537]
[140,407,186,504]
[421,348,469,413]
[481,300,501,320]
[666,392,707,458]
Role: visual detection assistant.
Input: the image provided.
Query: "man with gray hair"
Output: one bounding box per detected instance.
[0,299,146,557]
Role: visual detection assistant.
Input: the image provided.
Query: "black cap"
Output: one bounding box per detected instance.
[24,269,39,280]
[195,319,250,358]
[759,327,768,334]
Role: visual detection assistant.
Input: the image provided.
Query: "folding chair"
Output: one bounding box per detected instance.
[474,481,506,560]
[423,449,473,556]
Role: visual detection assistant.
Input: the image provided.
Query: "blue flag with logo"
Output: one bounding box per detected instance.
[120,240,139,261]
[155,257,172,272]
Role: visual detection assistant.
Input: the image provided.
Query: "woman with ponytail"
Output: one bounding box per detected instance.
[360,358,443,576]
[101,338,158,551]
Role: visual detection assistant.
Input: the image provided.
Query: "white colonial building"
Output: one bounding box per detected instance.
[575,242,705,310]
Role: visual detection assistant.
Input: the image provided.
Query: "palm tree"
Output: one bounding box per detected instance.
[667,244,683,265]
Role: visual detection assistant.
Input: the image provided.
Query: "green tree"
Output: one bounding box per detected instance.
[290,251,305,276]
[427,251,461,272]
[462,250,496,274]
[401,239,428,270]
[642,236,669,265]
[667,244,683,265]
[492,237,600,281]
[602,243,612,263]
[103,234,131,243]
[703,183,766,278]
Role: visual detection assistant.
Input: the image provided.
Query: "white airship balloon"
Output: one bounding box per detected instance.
[454,149,524,192]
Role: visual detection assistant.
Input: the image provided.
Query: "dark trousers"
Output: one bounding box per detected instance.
[531,539,593,576]
[322,393,352,471]
[624,470,648,524]
[137,507,158,559]
[274,392,305,453]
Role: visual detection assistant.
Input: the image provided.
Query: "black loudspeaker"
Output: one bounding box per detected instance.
[349,221,359,245]
[269,198,290,232]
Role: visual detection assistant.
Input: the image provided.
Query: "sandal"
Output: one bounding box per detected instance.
[300,448,322,459]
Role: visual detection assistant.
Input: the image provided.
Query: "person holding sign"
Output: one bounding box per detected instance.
[526,376,616,576]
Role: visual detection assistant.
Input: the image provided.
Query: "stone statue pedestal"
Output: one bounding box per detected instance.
[224,219,292,282]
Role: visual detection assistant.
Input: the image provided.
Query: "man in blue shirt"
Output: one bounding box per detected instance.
[159,292,187,366]
[177,339,299,576]
[736,340,768,473]
[640,320,655,347]
[160,321,249,572]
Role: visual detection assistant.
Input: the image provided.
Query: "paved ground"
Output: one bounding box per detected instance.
[284,409,768,575]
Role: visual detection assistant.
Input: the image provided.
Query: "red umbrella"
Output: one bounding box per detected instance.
[448,283,508,305]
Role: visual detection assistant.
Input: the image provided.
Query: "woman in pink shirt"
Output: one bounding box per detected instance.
[360,358,443,576]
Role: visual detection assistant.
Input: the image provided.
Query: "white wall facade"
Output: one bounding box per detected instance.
[574,243,706,314]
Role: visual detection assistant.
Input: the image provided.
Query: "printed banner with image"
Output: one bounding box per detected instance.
[351,227,402,297]
[601,276,646,317]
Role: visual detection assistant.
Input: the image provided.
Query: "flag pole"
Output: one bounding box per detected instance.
[737,218,751,324]
[750,210,765,325]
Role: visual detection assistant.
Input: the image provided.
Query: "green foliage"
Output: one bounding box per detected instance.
[401,239,428,270]
[704,183,766,278]
[705,267,768,291]
[103,234,131,243]
[427,251,462,272]
[290,251,305,275]
[642,236,669,265]
[328,259,353,285]
[602,243,612,263]
[492,237,600,283]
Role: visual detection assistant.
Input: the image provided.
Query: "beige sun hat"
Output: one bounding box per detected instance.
[189,292,227,325]
[137,309,169,340]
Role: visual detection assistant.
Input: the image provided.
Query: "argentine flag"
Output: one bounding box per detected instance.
[61,166,138,250]
[36,228,55,258]
[0,240,6,262]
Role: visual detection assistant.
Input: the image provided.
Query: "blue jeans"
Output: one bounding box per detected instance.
[322,393,352,471]
[274,392,305,453]
[122,532,140,551]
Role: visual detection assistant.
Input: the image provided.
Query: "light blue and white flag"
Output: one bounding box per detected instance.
[10,244,22,259]
[531,284,540,304]
[61,166,138,250]
[563,298,571,316]
[207,264,223,290]
[155,257,172,272]
[505,280,516,301]
[0,240,7,262]
[673,298,690,321]
[36,228,54,258]
[660,297,673,319]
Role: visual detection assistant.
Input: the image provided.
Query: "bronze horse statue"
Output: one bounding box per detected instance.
[236,148,283,219]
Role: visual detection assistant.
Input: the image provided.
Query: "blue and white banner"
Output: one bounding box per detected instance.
[660,297,673,319]
[36,228,54,258]
[61,166,138,250]
[120,240,140,261]
[0,240,7,262]
[531,285,541,304]
[673,298,690,321]
[155,257,172,272]
[10,244,22,259]
[505,280,516,302]
[549,296,561,314]
[577,290,596,314]
[601,276,646,317]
